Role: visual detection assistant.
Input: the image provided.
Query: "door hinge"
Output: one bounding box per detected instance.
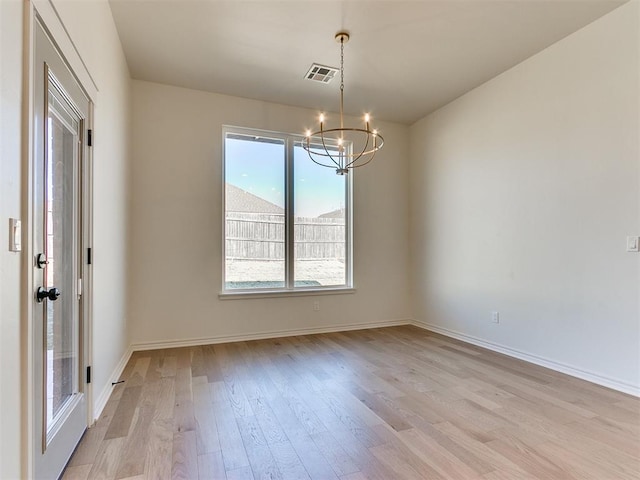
[87,247,92,265]
[86,366,91,384]
[78,278,82,298]
[87,129,93,147]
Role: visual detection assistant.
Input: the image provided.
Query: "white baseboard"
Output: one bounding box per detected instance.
[92,346,133,422]
[131,318,411,352]
[411,319,639,397]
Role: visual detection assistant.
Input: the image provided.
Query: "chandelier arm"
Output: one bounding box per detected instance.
[348,148,377,169]
[306,136,341,168]
[319,119,342,168]
[308,152,341,169]
[345,130,371,168]
[304,128,383,159]
[319,131,343,169]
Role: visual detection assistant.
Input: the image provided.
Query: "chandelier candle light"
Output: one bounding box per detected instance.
[303,32,384,175]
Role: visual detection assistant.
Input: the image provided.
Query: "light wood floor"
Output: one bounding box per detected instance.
[63,326,640,480]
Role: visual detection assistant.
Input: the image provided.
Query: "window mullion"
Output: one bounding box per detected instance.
[285,137,295,289]
[346,150,353,287]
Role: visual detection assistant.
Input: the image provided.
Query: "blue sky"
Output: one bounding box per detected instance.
[225,136,346,217]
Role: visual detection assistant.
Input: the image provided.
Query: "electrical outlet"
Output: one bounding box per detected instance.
[491,311,500,324]
[312,300,320,311]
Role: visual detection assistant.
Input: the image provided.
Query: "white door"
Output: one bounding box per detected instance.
[33,20,91,479]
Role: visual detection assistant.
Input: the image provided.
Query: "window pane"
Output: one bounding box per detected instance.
[225,134,285,289]
[46,92,80,437]
[294,144,346,287]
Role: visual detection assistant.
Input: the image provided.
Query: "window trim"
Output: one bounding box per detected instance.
[221,125,354,296]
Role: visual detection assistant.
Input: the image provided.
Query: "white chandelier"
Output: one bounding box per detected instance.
[303,32,384,175]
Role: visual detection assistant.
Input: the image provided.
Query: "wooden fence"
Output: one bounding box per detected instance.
[225,212,345,260]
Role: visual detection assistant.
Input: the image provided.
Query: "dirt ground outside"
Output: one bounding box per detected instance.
[225,258,345,288]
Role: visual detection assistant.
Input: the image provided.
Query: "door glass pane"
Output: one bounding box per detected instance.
[294,143,346,287]
[45,80,79,437]
[225,134,285,289]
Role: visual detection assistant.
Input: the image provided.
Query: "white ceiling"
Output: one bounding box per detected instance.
[108,0,626,125]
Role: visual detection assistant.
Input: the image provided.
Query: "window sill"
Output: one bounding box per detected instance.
[218,287,356,300]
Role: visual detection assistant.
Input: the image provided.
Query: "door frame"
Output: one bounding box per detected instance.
[22,1,97,476]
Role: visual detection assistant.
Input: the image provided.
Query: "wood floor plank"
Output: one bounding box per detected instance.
[145,419,174,480]
[236,416,282,479]
[287,434,340,480]
[369,441,441,480]
[250,396,289,445]
[114,404,156,478]
[203,345,224,383]
[563,417,640,458]
[193,376,220,454]
[225,465,255,480]
[198,450,226,480]
[327,426,398,480]
[115,373,163,478]
[172,430,198,480]
[154,376,176,421]
[173,365,196,434]
[266,394,341,479]
[432,421,532,478]
[535,440,624,480]
[94,382,128,430]
[104,386,143,440]
[309,430,359,477]
[338,473,367,480]
[66,424,108,467]
[210,381,251,472]
[315,406,386,449]
[269,440,311,480]
[67,326,640,480]
[486,437,577,479]
[61,464,92,480]
[403,414,494,476]
[159,355,178,378]
[87,437,126,480]
[395,427,483,479]
[126,357,152,387]
[342,382,412,432]
[190,346,207,379]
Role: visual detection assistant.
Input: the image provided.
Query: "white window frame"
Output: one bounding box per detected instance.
[220,125,354,298]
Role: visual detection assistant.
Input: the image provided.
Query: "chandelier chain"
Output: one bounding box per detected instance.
[340,36,344,93]
[339,36,344,130]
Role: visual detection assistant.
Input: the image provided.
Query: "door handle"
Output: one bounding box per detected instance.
[36,287,60,303]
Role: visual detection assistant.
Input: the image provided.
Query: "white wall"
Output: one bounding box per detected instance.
[0,0,131,476]
[0,1,25,476]
[51,0,132,417]
[410,2,640,393]
[129,80,411,346]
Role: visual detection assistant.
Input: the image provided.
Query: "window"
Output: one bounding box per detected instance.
[223,126,352,294]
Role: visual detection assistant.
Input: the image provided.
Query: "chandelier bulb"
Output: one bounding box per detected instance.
[364,113,370,123]
[319,113,325,123]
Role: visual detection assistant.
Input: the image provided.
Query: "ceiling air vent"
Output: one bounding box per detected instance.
[304,64,338,84]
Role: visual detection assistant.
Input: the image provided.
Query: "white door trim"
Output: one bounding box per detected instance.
[30,0,98,101]
[22,1,95,476]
